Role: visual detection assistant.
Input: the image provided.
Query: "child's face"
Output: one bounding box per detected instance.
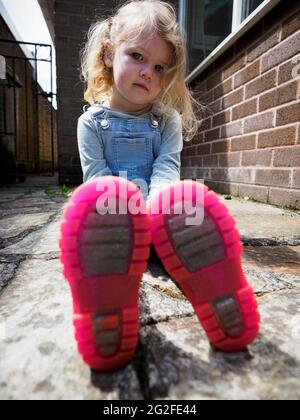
[104,33,172,112]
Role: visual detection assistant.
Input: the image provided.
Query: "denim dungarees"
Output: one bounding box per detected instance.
[88,105,162,201]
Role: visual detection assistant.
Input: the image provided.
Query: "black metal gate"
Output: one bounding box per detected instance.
[0,38,56,183]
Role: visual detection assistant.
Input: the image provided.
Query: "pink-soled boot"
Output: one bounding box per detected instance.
[59,176,151,371]
[149,180,260,352]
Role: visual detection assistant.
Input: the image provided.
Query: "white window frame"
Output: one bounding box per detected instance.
[181,0,283,84]
[232,0,244,31]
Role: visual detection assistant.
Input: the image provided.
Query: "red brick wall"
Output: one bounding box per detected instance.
[183,0,300,209]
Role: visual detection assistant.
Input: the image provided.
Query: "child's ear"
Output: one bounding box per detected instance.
[103,41,114,68]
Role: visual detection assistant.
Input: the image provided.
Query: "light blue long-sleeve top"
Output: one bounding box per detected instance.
[77,102,183,206]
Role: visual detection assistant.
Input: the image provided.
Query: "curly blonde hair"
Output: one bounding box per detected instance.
[80,0,203,141]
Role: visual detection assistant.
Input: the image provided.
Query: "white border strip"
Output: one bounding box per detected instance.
[186,0,283,84]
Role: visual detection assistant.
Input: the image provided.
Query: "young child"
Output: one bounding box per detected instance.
[59,0,260,372]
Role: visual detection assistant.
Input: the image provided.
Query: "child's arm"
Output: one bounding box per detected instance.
[147,109,183,207]
[77,112,113,183]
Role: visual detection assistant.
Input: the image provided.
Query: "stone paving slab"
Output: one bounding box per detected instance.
[0,186,299,400]
[221,196,300,245]
[0,213,55,241]
[243,246,300,276]
[0,258,143,400]
[139,290,300,400]
[0,217,62,257]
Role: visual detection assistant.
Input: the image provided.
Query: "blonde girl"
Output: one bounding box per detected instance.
[60,0,260,373]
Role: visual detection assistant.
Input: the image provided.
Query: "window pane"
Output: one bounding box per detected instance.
[185,0,234,74]
[242,0,265,20]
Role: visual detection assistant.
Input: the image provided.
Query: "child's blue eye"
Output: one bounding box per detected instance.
[155,65,164,73]
[131,52,165,73]
[132,52,143,61]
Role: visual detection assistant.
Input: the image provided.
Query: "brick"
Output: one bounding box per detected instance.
[277,102,300,126]
[207,180,240,196]
[203,155,219,168]
[197,144,211,155]
[269,188,300,209]
[255,169,291,187]
[292,170,300,188]
[55,24,85,38]
[192,132,204,144]
[212,140,230,154]
[210,168,229,181]
[282,11,300,40]
[207,72,223,91]
[204,128,220,142]
[214,79,233,100]
[55,2,84,14]
[212,110,231,128]
[219,152,241,168]
[247,27,280,63]
[201,118,212,131]
[199,89,214,105]
[258,126,297,148]
[213,46,235,75]
[263,0,300,33]
[234,60,260,88]
[231,135,256,152]
[190,156,203,167]
[209,99,223,114]
[55,14,69,25]
[235,20,264,55]
[232,98,257,121]
[262,31,300,73]
[228,183,240,196]
[223,87,244,109]
[245,70,277,100]
[227,168,254,184]
[205,180,222,193]
[183,146,197,157]
[242,149,272,167]
[223,54,246,80]
[221,121,243,139]
[244,111,274,134]
[197,168,211,180]
[196,80,207,93]
[185,167,198,180]
[259,80,300,112]
[71,157,81,166]
[238,184,269,203]
[69,15,93,28]
[278,54,300,84]
[273,146,300,167]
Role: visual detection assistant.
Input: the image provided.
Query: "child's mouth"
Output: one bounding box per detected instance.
[134,83,148,91]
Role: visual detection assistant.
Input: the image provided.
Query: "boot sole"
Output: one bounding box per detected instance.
[59,177,151,371]
[150,181,260,352]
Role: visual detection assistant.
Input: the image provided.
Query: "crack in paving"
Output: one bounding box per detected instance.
[132,341,152,400]
[242,236,300,247]
[0,256,26,293]
[147,283,187,301]
[0,212,59,250]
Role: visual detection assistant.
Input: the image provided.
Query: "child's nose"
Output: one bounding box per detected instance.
[140,66,153,80]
